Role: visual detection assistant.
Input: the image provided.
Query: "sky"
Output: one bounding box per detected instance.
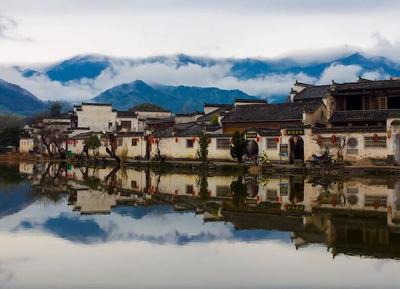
[1,0,400,102]
[1,0,400,63]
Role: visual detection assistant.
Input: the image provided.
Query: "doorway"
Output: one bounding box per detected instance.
[289,136,304,163]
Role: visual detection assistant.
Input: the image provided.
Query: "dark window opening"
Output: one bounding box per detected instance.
[388,96,400,109]
[345,95,363,110]
[186,139,194,148]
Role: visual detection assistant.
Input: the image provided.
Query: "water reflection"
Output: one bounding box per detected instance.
[3,162,400,288]
[4,162,399,260]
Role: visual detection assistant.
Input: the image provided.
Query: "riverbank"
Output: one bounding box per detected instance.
[3,153,400,176]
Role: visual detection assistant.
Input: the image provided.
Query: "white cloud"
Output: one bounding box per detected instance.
[317,63,363,85]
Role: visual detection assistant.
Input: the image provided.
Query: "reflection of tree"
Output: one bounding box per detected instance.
[104,165,120,194]
[31,162,68,204]
[196,171,209,200]
[230,176,247,207]
[0,164,24,188]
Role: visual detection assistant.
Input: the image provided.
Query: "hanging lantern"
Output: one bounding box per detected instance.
[208,138,212,144]
[293,136,299,144]
[256,136,260,142]
[174,189,178,195]
[192,137,196,142]
[388,130,392,139]
[331,134,337,144]
[275,136,280,144]
[373,133,379,143]
[175,137,179,143]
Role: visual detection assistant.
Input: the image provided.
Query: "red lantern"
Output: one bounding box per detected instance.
[175,137,179,143]
[192,137,196,142]
[317,134,322,145]
[275,137,280,144]
[331,134,337,144]
[373,134,379,143]
[256,136,260,142]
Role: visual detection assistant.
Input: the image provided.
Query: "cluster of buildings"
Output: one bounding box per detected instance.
[20,78,400,164]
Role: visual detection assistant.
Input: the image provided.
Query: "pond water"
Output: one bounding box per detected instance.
[1,162,400,289]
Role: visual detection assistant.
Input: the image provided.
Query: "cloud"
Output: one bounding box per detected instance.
[317,63,362,84]
[0,15,31,42]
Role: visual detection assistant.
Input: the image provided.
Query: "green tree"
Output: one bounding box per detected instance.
[85,135,101,156]
[230,131,247,163]
[196,132,209,163]
[210,114,219,126]
[0,126,22,149]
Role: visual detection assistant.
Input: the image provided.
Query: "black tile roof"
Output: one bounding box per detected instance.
[333,79,400,92]
[245,128,281,136]
[313,126,386,134]
[293,85,330,101]
[197,105,233,123]
[116,111,137,118]
[222,101,323,123]
[81,102,112,106]
[235,98,267,104]
[330,110,400,123]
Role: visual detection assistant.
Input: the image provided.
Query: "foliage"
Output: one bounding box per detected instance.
[0,126,22,148]
[230,131,248,163]
[196,132,209,163]
[0,115,23,130]
[119,144,129,163]
[196,171,209,200]
[129,102,168,112]
[210,114,219,126]
[48,101,63,117]
[85,135,101,153]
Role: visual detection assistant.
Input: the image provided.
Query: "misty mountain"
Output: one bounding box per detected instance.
[21,52,400,83]
[0,79,45,115]
[92,80,256,113]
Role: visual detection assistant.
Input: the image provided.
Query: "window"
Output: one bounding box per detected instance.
[319,137,342,148]
[374,97,387,110]
[121,121,132,129]
[216,138,230,150]
[131,138,138,146]
[186,185,194,194]
[131,180,138,189]
[186,139,194,148]
[266,138,278,150]
[216,186,230,198]
[388,96,400,109]
[267,189,278,201]
[365,195,387,208]
[364,136,386,148]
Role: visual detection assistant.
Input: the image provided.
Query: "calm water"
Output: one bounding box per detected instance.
[1,162,400,289]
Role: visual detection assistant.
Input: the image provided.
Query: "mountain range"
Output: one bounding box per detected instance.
[2,52,400,115]
[0,79,45,115]
[92,80,256,112]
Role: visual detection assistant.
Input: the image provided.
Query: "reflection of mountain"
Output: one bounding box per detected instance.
[0,165,34,218]
[0,182,33,218]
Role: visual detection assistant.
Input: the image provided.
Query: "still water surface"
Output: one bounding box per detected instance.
[1,162,400,289]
